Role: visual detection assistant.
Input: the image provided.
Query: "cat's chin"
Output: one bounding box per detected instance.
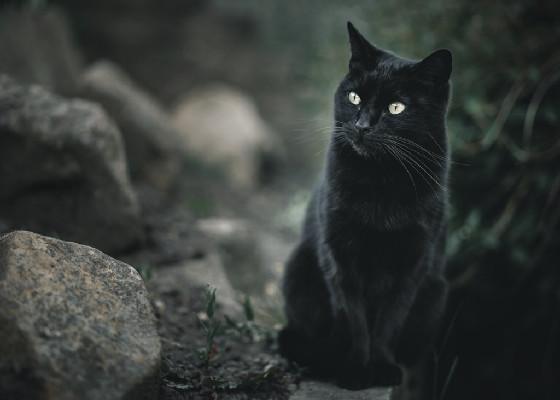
[349,142,370,157]
[348,141,385,159]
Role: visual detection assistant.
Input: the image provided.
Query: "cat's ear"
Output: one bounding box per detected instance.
[347,22,382,71]
[414,49,452,84]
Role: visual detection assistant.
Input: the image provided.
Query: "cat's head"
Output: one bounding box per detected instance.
[334,22,452,159]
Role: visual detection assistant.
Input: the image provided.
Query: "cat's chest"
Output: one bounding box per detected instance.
[325,192,423,233]
[324,213,427,274]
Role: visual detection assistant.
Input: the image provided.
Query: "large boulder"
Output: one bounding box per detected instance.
[0,75,142,254]
[0,6,82,95]
[0,231,161,400]
[172,84,284,189]
[80,61,184,185]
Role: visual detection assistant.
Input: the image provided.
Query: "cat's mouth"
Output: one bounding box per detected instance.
[347,136,384,158]
[349,140,371,157]
[345,130,368,156]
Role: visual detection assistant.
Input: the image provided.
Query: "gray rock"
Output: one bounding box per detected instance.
[290,381,392,400]
[149,252,242,317]
[0,7,83,95]
[0,231,161,400]
[172,84,284,188]
[120,206,205,269]
[197,217,291,298]
[0,75,142,254]
[80,61,184,185]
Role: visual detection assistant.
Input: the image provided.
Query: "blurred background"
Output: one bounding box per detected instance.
[1,0,559,399]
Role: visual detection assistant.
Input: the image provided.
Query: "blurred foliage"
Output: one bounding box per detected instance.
[217,1,560,398]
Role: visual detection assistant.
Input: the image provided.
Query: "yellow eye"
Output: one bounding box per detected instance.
[388,102,405,115]
[348,91,361,105]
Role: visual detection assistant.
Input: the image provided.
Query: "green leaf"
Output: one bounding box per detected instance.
[243,295,255,322]
[206,286,217,319]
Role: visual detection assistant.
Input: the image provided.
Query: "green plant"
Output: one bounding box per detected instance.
[197,288,275,368]
[197,285,222,367]
[223,295,276,344]
[242,294,255,322]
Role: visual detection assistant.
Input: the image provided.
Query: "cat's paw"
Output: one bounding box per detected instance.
[335,362,375,390]
[336,370,374,391]
[370,362,403,387]
[277,327,302,361]
[336,361,402,390]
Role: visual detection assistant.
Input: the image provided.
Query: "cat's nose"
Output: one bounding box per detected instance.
[355,115,370,131]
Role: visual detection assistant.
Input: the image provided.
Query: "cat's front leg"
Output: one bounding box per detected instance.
[330,275,377,389]
[321,247,371,368]
[331,289,376,390]
[367,274,423,386]
[372,273,422,351]
[338,285,371,367]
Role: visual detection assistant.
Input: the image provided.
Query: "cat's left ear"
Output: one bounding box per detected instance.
[414,49,452,84]
[347,21,382,71]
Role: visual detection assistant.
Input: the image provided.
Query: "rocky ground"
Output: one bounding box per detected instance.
[151,265,297,400]
[0,4,392,400]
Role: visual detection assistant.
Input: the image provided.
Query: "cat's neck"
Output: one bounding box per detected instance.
[323,141,446,230]
[325,137,447,205]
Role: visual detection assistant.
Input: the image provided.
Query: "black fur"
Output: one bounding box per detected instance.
[279,22,452,391]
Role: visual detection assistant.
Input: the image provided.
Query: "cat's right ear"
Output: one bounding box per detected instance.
[347,22,381,71]
[414,49,453,84]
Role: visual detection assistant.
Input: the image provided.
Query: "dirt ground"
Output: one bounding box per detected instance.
[149,275,299,400]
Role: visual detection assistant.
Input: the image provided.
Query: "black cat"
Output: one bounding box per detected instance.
[279,22,452,391]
